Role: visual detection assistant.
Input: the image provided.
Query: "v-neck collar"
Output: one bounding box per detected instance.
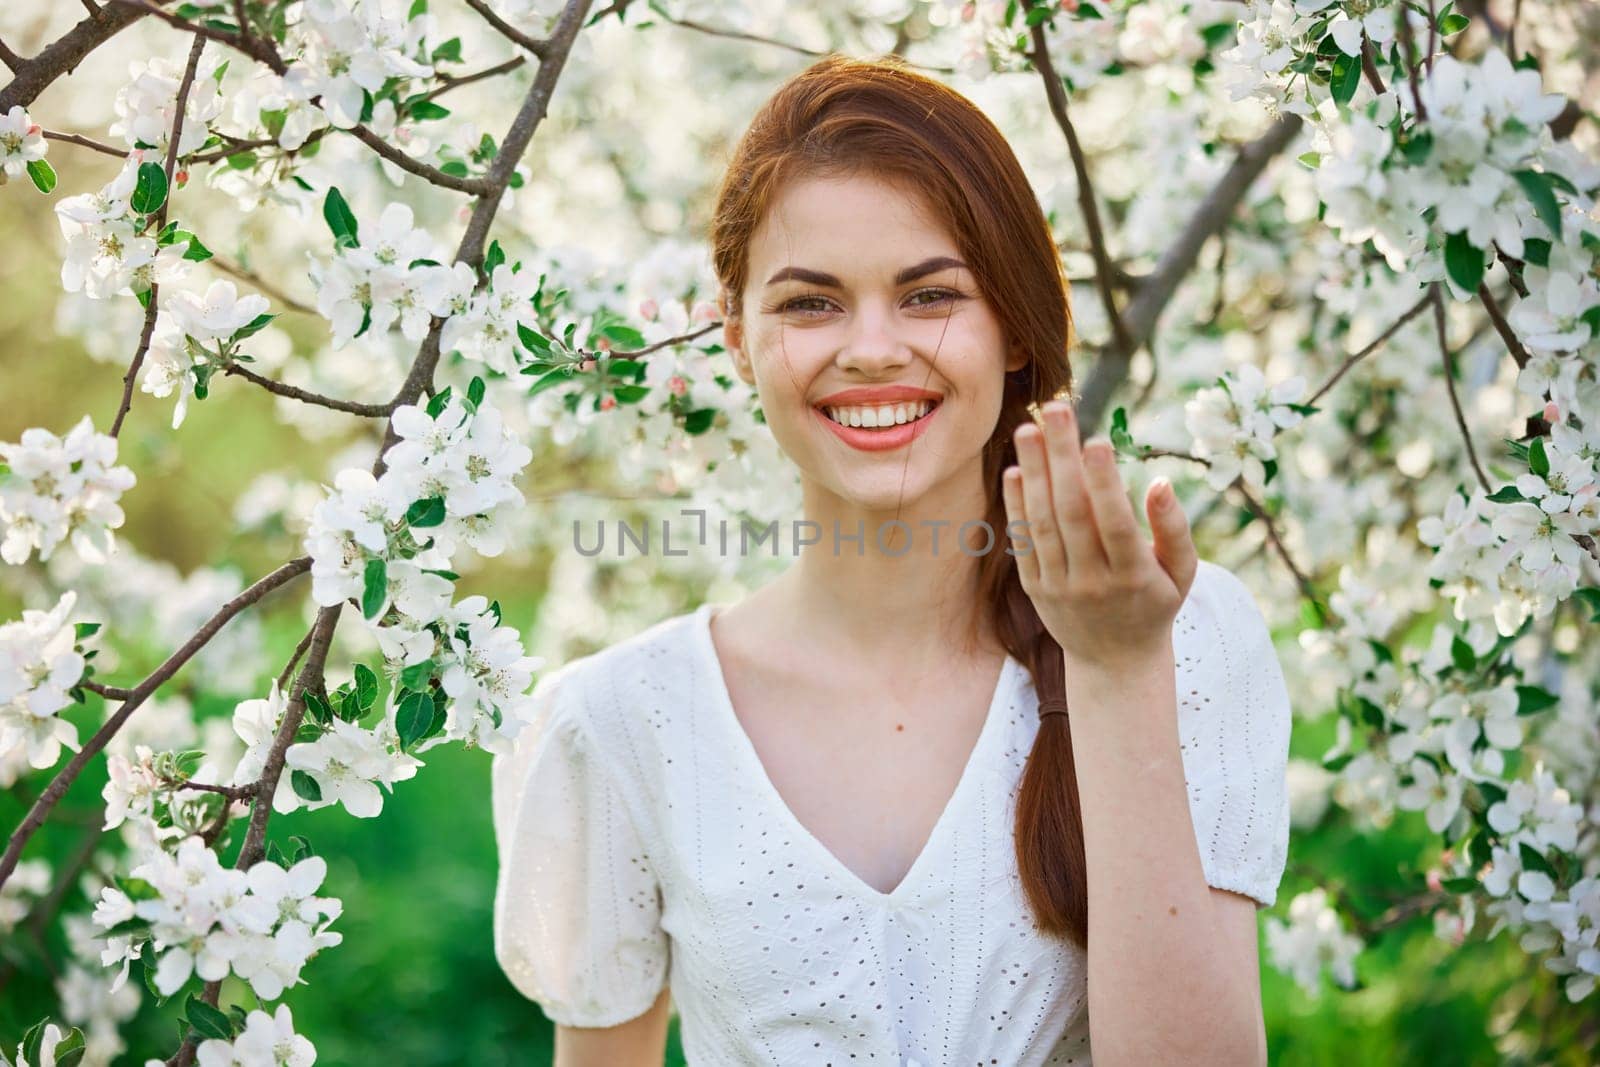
[691,601,1017,905]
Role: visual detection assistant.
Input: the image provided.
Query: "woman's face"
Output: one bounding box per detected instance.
[725,172,1026,516]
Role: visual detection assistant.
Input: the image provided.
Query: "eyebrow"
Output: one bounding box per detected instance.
[763,255,969,289]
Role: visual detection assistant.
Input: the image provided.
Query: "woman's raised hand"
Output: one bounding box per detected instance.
[1001,400,1199,671]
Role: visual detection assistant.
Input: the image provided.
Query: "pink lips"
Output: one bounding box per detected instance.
[815,406,939,452]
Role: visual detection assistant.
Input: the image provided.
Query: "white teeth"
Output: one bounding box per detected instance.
[823,400,936,428]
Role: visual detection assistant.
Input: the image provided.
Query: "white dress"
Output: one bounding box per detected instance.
[491,558,1293,1066]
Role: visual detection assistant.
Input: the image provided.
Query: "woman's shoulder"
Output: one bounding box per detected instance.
[525,603,712,743]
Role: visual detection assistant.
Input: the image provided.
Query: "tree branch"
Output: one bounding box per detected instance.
[1476,283,1529,369]
[1074,114,1305,436]
[0,1,155,113]
[1029,23,1138,389]
[42,128,127,158]
[222,362,392,417]
[1306,289,1433,405]
[0,556,310,893]
[463,0,549,57]
[1433,282,1491,493]
[110,33,207,439]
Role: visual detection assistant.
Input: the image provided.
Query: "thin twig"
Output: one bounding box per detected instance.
[1476,283,1529,369]
[42,128,127,157]
[277,628,315,691]
[110,33,206,439]
[1233,480,1329,620]
[221,362,392,417]
[0,557,310,893]
[463,0,549,57]
[0,39,22,71]
[1359,33,1386,96]
[82,680,137,701]
[1395,4,1427,121]
[1306,290,1433,405]
[208,255,317,315]
[1432,282,1491,492]
[416,56,527,103]
[1029,24,1137,380]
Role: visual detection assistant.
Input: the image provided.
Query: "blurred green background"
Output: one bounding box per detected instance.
[1,140,1595,1067]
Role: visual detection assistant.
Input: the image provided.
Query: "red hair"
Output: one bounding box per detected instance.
[709,53,1086,945]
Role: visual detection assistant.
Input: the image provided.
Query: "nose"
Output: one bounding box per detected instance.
[834,301,914,378]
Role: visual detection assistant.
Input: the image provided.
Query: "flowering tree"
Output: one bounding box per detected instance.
[0,0,1597,1062]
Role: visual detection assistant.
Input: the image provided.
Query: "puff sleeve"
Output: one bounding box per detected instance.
[491,668,671,1027]
[1180,562,1294,910]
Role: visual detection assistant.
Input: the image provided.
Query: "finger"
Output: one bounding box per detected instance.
[1146,476,1199,595]
[1038,401,1105,573]
[1002,466,1041,590]
[1081,436,1145,573]
[1013,422,1068,584]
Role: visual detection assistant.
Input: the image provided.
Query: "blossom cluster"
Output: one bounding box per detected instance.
[0,417,137,567]
[0,591,88,771]
[93,835,342,1001]
[1183,363,1308,491]
[1263,887,1364,994]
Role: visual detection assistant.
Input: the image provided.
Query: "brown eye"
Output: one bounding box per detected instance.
[909,289,960,307]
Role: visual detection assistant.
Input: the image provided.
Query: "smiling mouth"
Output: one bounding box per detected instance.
[818,399,941,429]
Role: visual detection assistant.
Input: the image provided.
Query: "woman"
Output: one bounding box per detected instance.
[492,53,1292,1066]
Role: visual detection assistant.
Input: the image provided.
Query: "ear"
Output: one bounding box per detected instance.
[725,314,756,386]
[1004,340,1028,374]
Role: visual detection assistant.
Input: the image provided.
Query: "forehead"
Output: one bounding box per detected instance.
[747,172,957,281]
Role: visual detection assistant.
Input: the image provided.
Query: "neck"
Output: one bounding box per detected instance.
[775,459,1000,667]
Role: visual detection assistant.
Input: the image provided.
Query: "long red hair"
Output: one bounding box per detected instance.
[708,53,1085,946]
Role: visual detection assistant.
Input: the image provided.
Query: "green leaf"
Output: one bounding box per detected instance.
[601,323,647,349]
[1450,634,1476,672]
[74,621,102,639]
[304,689,333,725]
[1399,129,1433,165]
[1438,11,1469,33]
[396,690,436,750]
[1330,51,1360,106]
[405,495,446,528]
[186,995,235,1040]
[431,36,462,63]
[353,662,379,711]
[1321,751,1354,772]
[484,239,505,276]
[408,100,451,121]
[1528,435,1549,477]
[231,312,277,342]
[1295,151,1321,169]
[525,366,572,398]
[1440,876,1479,893]
[1522,237,1550,267]
[323,186,360,249]
[1518,841,1557,880]
[26,158,56,193]
[1511,169,1562,241]
[408,0,427,16]
[291,769,322,802]
[1485,484,1526,503]
[1443,231,1485,293]
[361,556,388,619]
[682,407,717,435]
[517,322,552,355]
[611,384,650,404]
[131,162,168,215]
[1515,684,1560,716]
[426,385,453,418]
[1572,587,1600,623]
[468,375,486,408]
[439,159,470,177]
[53,1027,87,1067]
[400,658,436,689]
